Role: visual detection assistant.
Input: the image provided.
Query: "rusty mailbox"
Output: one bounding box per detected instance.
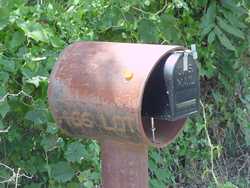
[48,41,199,188]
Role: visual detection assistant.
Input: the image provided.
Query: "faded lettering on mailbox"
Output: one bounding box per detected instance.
[56,101,140,141]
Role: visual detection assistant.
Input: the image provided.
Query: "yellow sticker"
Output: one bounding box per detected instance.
[123,70,133,81]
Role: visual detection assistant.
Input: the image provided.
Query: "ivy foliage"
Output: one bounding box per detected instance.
[0,0,249,187]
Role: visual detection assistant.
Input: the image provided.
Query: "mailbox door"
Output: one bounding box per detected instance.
[164,52,200,121]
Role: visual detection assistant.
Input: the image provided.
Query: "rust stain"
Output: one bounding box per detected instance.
[102,140,148,188]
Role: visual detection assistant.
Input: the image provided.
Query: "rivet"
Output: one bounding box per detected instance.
[123,70,133,81]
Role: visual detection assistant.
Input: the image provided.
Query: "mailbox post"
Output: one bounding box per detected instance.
[48,42,199,188]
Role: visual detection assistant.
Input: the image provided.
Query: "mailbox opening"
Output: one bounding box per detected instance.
[140,53,183,145]
[141,52,199,145]
[141,55,170,119]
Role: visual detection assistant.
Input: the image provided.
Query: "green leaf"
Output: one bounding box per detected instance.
[0,7,9,30]
[26,76,48,88]
[200,1,217,34]
[218,182,238,188]
[83,181,94,188]
[244,125,250,146]
[99,6,122,30]
[21,62,41,78]
[0,100,10,118]
[138,19,158,43]
[25,110,48,125]
[217,17,245,39]
[149,159,158,172]
[207,30,215,44]
[200,24,214,38]
[17,21,49,42]
[0,166,12,181]
[65,141,85,163]
[78,170,97,186]
[0,72,9,84]
[214,26,236,51]
[221,9,247,29]
[159,15,180,42]
[46,122,58,134]
[221,0,246,16]
[41,135,58,151]
[0,120,4,129]
[51,161,74,183]
[23,183,42,188]
[0,87,6,98]
[50,36,65,48]
[0,58,16,73]
[78,170,88,183]
[144,0,150,6]
[160,15,177,26]
[66,182,80,188]
[206,1,217,22]
[9,31,26,49]
[245,95,250,102]
[150,151,161,162]
[150,178,166,188]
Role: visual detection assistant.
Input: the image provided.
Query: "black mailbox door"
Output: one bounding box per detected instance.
[164,52,200,121]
